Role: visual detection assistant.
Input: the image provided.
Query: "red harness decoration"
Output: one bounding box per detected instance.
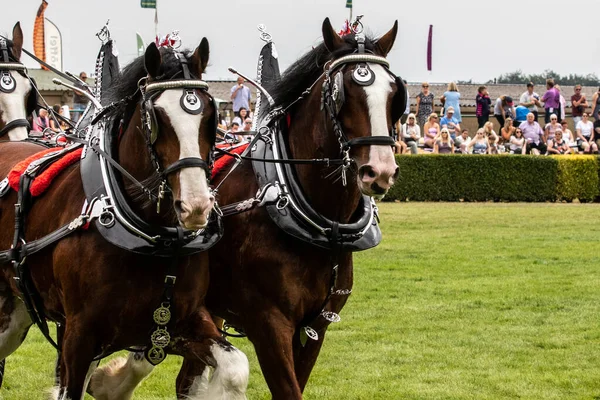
[8,148,83,197]
[212,143,248,180]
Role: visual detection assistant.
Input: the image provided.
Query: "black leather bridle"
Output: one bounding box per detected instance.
[0,37,35,138]
[139,77,216,207]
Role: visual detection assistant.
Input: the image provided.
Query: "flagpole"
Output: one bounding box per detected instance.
[154,0,159,40]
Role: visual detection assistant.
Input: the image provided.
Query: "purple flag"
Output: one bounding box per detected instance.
[427,25,433,71]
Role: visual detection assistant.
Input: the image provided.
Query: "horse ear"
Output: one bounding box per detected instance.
[144,42,162,78]
[322,17,344,53]
[11,22,23,61]
[375,20,398,57]
[192,37,210,76]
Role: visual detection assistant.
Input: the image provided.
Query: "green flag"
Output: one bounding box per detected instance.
[346,0,352,8]
[141,0,156,8]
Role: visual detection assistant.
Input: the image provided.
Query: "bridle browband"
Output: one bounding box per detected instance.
[0,39,34,138]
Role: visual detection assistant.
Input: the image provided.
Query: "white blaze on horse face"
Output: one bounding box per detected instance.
[0,73,31,141]
[360,63,398,192]
[154,90,214,229]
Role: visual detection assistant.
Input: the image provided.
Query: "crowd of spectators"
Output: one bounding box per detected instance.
[395,79,600,156]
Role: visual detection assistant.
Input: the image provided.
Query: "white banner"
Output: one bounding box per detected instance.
[44,18,62,71]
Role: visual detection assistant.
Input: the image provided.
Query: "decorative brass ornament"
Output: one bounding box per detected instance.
[153,304,171,325]
[150,327,171,348]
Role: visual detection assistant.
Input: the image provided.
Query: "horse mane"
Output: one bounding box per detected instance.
[267,34,377,110]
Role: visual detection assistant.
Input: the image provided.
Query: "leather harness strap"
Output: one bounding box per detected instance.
[0,118,30,137]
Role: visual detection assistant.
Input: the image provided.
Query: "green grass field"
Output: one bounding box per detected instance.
[2,202,600,399]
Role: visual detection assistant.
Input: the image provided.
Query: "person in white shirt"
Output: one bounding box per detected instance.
[454,128,472,154]
[519,82,542,121]
[576,113,599,153]
[401,113,420,154]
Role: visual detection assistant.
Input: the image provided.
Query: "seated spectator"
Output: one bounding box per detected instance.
[514,105,529,126]
[49,104,64,133]
[401,113,420,154]
[475,86,491,128]
[576,113,599,153]
[232,107,249,127]
[439,107,460,140]
[394,139,408,155]
[239,118,254,141]
[547,130,571,155]
[225,121,241,141]
[544,113,561,143]
[593,117,600,150]
[509,128,527,154]
[433,128,454,154]
[454,128,472,154]
[519,112,547,155]
[500,117,515,145]
[560,120,575,149]
[484,121,499,154]
[423,113,440,149]
[468,129,490,154]
[32,108,50,133]
[494,95,515,128]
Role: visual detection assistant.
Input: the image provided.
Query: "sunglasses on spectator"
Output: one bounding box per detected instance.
[422,85,429,88]
[551,118,557,120]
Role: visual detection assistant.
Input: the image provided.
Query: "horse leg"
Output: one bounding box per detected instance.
[52,322,97,400]
[292,331,326,391]
[242,311,303,400]
[87,350,154,400]
[0,285,33,386]
[178,338,248,400]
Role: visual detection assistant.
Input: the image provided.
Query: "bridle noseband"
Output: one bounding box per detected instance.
[0,38,35,138]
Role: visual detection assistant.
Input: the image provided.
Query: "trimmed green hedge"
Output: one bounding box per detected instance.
[385,155,600,202]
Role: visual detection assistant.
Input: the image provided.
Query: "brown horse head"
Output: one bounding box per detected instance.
[0,22,35,141]
[119,40,215,230]
[322,18,402,197]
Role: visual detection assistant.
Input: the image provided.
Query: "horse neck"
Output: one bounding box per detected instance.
[117,107,170,225]
[286,93,362,223]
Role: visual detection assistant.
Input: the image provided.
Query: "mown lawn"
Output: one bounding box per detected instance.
[2,202,600,399]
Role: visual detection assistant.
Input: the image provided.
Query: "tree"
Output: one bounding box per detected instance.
[491,70,600,86]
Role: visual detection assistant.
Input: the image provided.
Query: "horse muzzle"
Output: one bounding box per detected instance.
[357,163,399,197]
[174,195,215,230]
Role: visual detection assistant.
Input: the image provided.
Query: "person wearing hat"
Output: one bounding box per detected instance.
[493,95,516,129]
[439,106,461,141]
[519,82,541,122]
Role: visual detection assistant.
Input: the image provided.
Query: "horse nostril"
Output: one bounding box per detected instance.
[359,165,377,180]
[393,166,400,180]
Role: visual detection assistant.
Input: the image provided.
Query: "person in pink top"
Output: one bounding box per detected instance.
[541,78,561,124]
[32,108,50,133]
[423,112,440,149]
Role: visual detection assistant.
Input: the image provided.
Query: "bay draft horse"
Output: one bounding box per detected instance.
[90,18,404,399]
[0,40,248,399]
[0,22,36,142]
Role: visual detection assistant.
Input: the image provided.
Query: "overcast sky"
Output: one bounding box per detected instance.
[5,0,600,83]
